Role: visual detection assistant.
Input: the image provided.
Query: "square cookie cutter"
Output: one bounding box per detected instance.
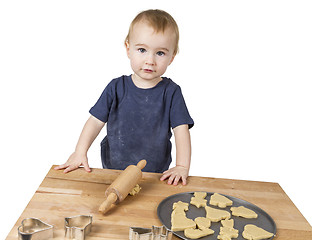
[18,217,53,240]
[65,215,92,240]
[129,225,172,240]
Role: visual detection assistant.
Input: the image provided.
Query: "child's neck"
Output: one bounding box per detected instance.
[131,74,162,89]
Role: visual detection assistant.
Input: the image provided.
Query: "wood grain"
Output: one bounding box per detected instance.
[6,166,312,239]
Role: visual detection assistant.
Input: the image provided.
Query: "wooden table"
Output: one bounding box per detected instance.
[6,166,312,239]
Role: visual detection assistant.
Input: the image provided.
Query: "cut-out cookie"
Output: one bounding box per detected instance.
[184,217,214,239]
[173,201,190,212]
[242,224,273,240]
[217,219,239,240]
[205,206,231,222]
[210,193,233,208]
[190,192,207,208]
[231,206,258,219]
[194,217,211,229]
[184,227,214,239]
[171,201,196,231]
[221,219,235,228]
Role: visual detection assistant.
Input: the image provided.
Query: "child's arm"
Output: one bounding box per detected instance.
[54,115,105,173]
[160,124,191,185]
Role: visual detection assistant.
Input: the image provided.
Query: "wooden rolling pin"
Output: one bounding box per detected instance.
[99,159,147,214]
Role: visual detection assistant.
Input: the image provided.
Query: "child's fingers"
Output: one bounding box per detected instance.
[161,168,188,185]
[167,174,176,185]
[63,164,79,173]
[173,175,181,185]
[82,162,91,172]
[181,176,187,185]
[160,171,171,181]
[54,163,68,170]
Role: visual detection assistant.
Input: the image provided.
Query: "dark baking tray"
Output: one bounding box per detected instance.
[157,192,276,240]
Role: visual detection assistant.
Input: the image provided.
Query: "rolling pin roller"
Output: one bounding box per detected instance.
[99,159,147,214]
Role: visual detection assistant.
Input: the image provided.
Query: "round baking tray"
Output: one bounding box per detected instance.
[157,192,276,240]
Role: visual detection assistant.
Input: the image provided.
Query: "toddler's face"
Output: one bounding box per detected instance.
[126,21,176,87]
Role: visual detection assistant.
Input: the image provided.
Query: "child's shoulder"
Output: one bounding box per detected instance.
[162,77,182,94]
[108,75,129,85]
[105,75,180,93]
[104,75,130,91]
[162,76,179,88]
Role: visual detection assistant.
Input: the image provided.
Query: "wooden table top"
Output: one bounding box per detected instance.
[6,165,312,239]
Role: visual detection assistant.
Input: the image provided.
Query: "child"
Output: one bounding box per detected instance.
[55,9,194,185]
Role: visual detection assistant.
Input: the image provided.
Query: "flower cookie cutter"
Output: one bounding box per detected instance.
[129,225,172,240]
[18,217,53,240]
[64,215,92,240]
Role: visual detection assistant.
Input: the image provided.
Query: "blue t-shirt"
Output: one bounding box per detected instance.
[89,75,194,173]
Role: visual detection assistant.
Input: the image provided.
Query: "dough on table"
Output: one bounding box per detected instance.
[205,206,231,222]
[231,206,258,219]
[194,217,211,229]
[184,227,214,239]
[242,224,274,240]
[217,219,239,240]
[190,192,207,208]
[171,201,196,231]
[128,184,141,196]
[210,193,233,208]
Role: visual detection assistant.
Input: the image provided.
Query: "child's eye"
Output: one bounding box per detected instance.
[138,48,146,53]
[156,51,165,56]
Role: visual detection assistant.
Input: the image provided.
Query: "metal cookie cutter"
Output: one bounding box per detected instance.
[18,217,53,240]
[65,215,92,240]
[129,225,172,240]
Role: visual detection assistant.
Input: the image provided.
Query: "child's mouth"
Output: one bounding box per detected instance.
[144,69,154,73]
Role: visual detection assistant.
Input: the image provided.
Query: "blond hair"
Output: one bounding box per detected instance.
[125,9,179,55]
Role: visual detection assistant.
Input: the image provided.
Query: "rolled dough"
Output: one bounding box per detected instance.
[184,227,214,239]
[205,206,231,222]
[217,219,239,240]
[242,224,273,240]
[171,201,196,231]
[194,217,211,229]
[231,206,258,219]
[190,192,207,208]
[210,193,233,208]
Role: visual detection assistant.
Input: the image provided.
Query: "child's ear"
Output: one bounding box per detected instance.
[169,54,176,65]
[125,40,130,58]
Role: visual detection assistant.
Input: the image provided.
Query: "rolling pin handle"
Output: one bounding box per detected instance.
[99,192,118,214]
[136,159,147,170]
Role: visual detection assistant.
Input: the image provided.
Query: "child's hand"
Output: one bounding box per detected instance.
[54,152,91,173]
[160,165,189,186]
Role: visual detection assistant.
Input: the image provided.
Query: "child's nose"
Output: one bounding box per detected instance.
[145,53,155,65]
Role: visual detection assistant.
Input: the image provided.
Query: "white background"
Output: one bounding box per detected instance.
[1,0,311,238]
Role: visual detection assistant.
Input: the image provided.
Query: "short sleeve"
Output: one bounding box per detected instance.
[89,83,114,123]
[170,86,194,129]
